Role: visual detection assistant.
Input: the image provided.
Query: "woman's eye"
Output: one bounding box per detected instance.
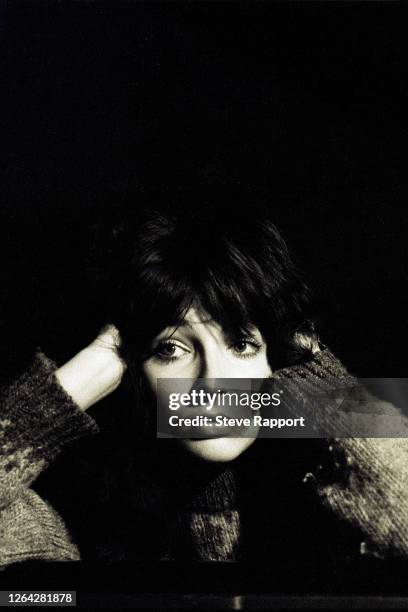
[153,341,189,362]
[230,338,262,358]
[233,340,250,353]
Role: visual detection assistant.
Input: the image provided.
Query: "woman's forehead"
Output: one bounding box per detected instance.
[156,307,261,339]
[182,306,213,325]
[157,308,215,336]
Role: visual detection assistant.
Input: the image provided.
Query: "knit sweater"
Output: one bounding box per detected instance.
[1,349,408,568]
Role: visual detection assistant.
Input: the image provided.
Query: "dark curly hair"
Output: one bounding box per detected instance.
[91,193,318,375]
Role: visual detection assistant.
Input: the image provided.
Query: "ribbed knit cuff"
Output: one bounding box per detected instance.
[273,348,355,393]
[0,350,99,466]
[270,348,407,437]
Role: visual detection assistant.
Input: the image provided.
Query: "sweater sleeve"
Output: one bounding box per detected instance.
[273,349,408,557]
[0,351,99,509]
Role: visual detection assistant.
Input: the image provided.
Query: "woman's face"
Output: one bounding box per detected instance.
[142,307,272,462]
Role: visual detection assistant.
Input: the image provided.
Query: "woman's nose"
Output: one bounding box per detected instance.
[197,347,230,381]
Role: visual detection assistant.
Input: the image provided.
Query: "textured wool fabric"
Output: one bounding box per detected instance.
[170,466,241,561]
[274,349,408,556]
[184,510,241,561]
[1,348,408,567]
[0,352,98,567]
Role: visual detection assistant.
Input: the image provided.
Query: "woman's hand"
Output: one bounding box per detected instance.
[55,325,126,411]
[294,331,321,354]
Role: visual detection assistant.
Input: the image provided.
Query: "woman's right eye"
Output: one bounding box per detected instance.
[153,341,190,362]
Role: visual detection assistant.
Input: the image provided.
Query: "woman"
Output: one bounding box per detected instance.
[1,202,408,567]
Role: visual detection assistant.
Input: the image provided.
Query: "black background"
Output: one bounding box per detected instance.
[0,1,404,378]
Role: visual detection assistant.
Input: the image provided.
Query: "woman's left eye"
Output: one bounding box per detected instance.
[230,338,262,358]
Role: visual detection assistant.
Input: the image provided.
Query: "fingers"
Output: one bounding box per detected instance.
[93,324,122,351]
